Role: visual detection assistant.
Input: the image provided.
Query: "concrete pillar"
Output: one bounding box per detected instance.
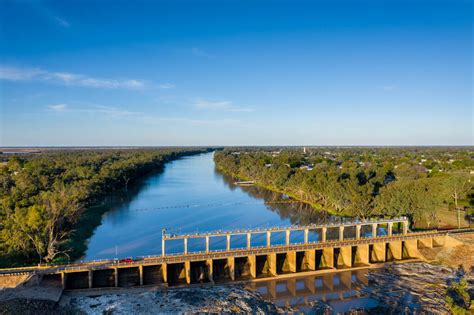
[337,246,352,268]
[266,231,271,248]
[372,224,377,238]
[226,234,231,251]
[207,259,214,283]
[162,238,165,256]
[61,272,66,289]
[88,270,93,288]
[184,238,188,254]
[285,229,291,245]
[184,261,191,284]
[433,235,445,247]
[305,250,316,270]
[287,251,296,272]
[403,239,420,259]
[371,243,386,263]
[247,233,251,249]
[304,229,309,244]
[402,221,409,235]
[354,244,369,266]
[162,263,168,283]
[339,226,344,241]
[388,222,393,236]
[388,241,402,260]
[248,255,257,278]
[321,227,327,242]
[356,225,361,239]
[418,238,433,248]
[268,253,277,276]
[139,265,143,286]
[205,236,210,253]
[227,257,235,280]
[114,267,118,287]
[321,248,334,268]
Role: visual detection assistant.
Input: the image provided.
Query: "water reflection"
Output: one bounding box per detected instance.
[248,270,379,313]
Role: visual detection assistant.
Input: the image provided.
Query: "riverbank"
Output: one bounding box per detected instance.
[0,148,213,268]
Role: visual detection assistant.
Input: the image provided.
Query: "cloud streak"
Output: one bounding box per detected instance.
[0,66,148,90]
[46,103,145,118]
[194,99,254,112]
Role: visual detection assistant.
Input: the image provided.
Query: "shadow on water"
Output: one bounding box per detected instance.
[215,171,334,226]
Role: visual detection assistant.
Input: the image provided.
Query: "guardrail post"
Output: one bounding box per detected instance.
[372,223,377,238]
[285,229,291,245]
[388,222,393,236]
[304,229,309,244]
[162,238,165,257]
[356,224,361,239]
[184,237,188,255]
[403,221,408,235]
[205,236,210,253]
[247,233,252,249]
[266,231,271,248]
[321,227,327,242]
[114,267,118,287]
[339,226,344,241]
[226,234,231,251]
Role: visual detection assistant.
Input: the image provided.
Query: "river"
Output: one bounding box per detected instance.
[84,151,332,261]
[76,152,453,313]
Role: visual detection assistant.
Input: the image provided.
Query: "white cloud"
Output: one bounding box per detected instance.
[191,47,212,58]
[159,83,176,89]
[53,16,70,28]
[0,66,147,90]
[45,103,146,118]
[48,104,68,112]
[194,99,254,112]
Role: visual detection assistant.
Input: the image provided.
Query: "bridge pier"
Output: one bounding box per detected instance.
[227,257,235,280]
[387,241,402,261]
[139,265,143,286]
[418,237,433,248]
[336,247,352,269]
[114,267,118,287]
[268,253,277,276]
[403,239,420,259]
[88,270,93,288]
[305,250,316,271]
[370,243,385,263]
[185,261,191,284]
[354,244,369,266]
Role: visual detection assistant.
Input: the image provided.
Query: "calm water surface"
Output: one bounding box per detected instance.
[83,152,331,260]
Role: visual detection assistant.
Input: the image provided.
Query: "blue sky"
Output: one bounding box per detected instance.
[0,0,472,146]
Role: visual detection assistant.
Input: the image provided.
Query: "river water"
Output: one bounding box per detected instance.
[81,152,445,313]
[84,152,331,261]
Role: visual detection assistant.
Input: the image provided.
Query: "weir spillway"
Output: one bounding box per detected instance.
[1,217,470,290]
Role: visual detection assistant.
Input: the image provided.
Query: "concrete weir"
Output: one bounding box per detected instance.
[0,218,470,290]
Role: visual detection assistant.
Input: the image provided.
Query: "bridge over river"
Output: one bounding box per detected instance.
[1,218,471,290]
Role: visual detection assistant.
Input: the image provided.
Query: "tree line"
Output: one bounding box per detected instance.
[0,148,210,266]
[214,148,473,228]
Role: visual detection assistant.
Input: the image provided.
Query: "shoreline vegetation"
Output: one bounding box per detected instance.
[214,147,474,229]
[0,148,213,268]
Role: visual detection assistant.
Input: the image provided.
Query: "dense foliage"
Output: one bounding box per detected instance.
[215,147,473,226]
[0,148,210,265]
